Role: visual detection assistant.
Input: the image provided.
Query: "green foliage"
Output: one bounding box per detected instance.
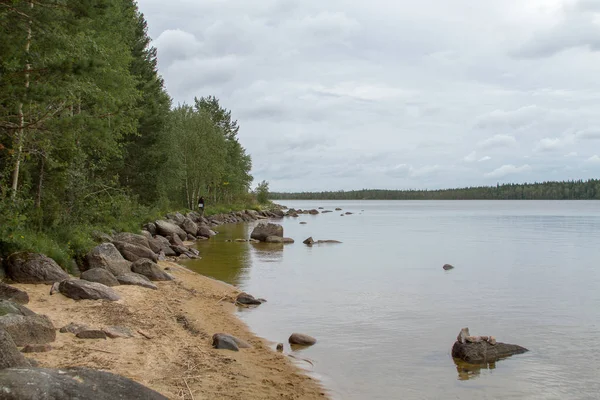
[255,180,270,204]
[271,180,600,201]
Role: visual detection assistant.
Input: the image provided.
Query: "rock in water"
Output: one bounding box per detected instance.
[250,223,284,242]
[443,264,455,270]
[80,268,120,287]
[0,283,29,304]
[0,367,169,399]
[212,333,251,351]
[116,273,158,290]
[4,253,69,284]
[452,328,528,364]
[303,237,315,245]
[0,328,31,369]
[59,280,121,301]
[276,343,284,352]
[84,243,132,276]
[0,314,56,346]
[289,333,317,346]
[131,259,173,281]
[236,293,263,305]
[265,236,283,243]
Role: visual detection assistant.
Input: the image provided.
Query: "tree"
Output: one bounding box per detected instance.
[255,180,269,204]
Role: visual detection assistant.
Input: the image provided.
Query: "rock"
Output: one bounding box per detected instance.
[0,328,31,369]
[282,237,295,244]
[140,230,152,240]
[321,210,333,213]
[197,225,216,238]
[21,344,52,353]
[303,237,315,245]
[265,236,283,243]
[0,300,35,317]
[166,212,186,225]
[335,208,342,211]
[59,322,89,334]
[170,245,189,256]
[76,329,107,339]
[112,232,151,250]
[300,222,307,224]
[152,235,177,256]
[181,217,199,236]
[116,273,158,290]
[144,222,157,236]
[146,238,162,254]
[0,282,29,304]
[80,268,120,287]
[84,243,132,276]
[0,314,56,346]
[457,327,470,344]
[0,367,169,399]
[289,333,317,346]
[251,223,284,242]
[236,293,263,305]
[345,212,353,215]
[270,209,285,218]
[212,333,240,351]
[112,240,158,263]
[155,219,187,241]
[308,209,319,215]
[315,240,342,244]
[186,233,196,241]
[276,343,284,352]
[318,207,324,209]
[102,326,134,339]
[167,233,184,247]
[58,279,121,301]
[4,252,69,284]
[452,328,528,364]
[443,264,455,270]
[131,258,173,281]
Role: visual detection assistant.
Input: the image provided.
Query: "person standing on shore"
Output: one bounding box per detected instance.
[198,196,205,216]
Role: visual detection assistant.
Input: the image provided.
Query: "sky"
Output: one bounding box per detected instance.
[137,0,600,192]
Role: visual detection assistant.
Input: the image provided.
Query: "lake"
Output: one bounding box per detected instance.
[183,200,600,400]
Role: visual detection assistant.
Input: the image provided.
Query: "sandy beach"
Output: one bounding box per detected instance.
[11,260,327,399]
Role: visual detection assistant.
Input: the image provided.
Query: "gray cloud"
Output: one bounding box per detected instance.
[138,0,600,190]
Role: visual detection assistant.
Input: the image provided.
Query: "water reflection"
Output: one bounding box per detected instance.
[453,358,496,381]
[251,242,284,263]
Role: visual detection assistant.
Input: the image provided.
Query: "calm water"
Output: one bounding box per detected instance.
[183,201,600,400]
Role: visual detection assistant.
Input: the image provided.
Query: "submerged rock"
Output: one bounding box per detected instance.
[289,333,317,346]
[5,252,69,284]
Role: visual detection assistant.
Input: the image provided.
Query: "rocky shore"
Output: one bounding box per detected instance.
[0,208,327,399]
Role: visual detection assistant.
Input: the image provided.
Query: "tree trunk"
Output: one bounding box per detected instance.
[35,155,45,209]
[10,1,33,198]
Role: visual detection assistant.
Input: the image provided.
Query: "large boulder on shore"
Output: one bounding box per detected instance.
[112,232,151,251]
[0,367,169,399]
[0,282,29,304]
[112,241,158,263]
[80,268,120,287]
[451,328,528,364]
[0,314,56,346]
[131,259,173,281]
[166,212,186,225]
[84,243,132,276]
[116,273,158,290]
[155,220,187,241]
[0,328,31,369]
[4,252,69,284]
[152,235,177,256]
[181,217,199,236]
[250,223,283,242]
[58,279,121,301]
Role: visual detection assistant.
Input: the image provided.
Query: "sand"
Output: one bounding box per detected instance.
[12,261,327,399]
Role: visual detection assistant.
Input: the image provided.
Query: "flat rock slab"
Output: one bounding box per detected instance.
[76,329,107,339]
[21,344,52,353]
[452,341,528,364]
[0,367,168,399]
[289,333,317,346]
[59,280,121,301]
[59,322,89,334]
[5,252,69,284]
[0,314,56,346]
[0,282,29,304]
[116,273,158,290]
[131,259,173,281]
[80,268,120,287]
[0,328,32,369]
[103,326,134,339]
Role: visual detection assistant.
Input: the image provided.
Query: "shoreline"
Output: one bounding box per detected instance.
[11,259,328,399]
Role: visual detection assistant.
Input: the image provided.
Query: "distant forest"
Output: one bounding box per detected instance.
[270,180,600,200]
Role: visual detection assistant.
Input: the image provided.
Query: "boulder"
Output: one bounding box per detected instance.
[80,268,120,287]
[170,245,189,256]
[4,252,69,284]
[152,235,176,256]
[276,343,284,352]
[303,237,314,245]
[197,225,216,238]
[265,236,283,244]
[186,211,203,223]
[112,241,158,263]
[236,293,263,305]
[103,326,134,339]
[166,212,186,225]
[144,222,157,236]
[131,259,173,281]
[21,344,52,353]
[116,273,158,290]
[58,279,121,301]
[270,209,285,218]
[112,232,151,250]
[451,328,528,364]
[345,212,353,215]
[186,234,195,241]
[155,220,187,241]
[0,282,29,304]
[84,243,132,276]
[335,207,342,211]
[0,314,56,346]
[0,328,31,369]
[76,329,107,339]
[308,209,319,215]
[59,322,89,334]
[443,264,455,270]
[289,333,317,346]
[212,333,239,351]
[0,300,36,317]
[147,238,163,254]
[181,217,199,236]
[167,233,184,247]
[250,223,284,242]
[140,230,152,240]
[282,237,295,244]
[0,367,169,399]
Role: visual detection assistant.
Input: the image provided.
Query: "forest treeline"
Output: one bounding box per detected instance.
[271,180,600,201]
[0,0,254,265]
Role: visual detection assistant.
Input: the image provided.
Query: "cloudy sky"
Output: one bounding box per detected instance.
[137,0,600,192]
